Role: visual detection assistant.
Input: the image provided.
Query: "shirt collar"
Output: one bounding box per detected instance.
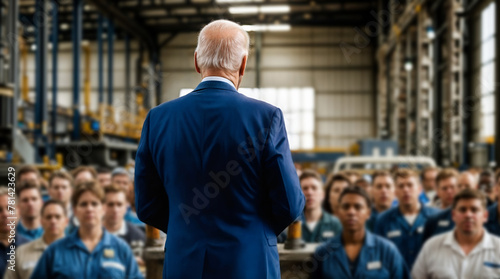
[18,221,43,234]
[329,230,374,249]
[445,229,495,255]
[33,237,48,250]
[201,76,236,89]
[108,222,127,237]
[65,228,112,250]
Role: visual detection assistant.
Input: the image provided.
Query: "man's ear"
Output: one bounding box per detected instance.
[194,52,201,74]
[483,209,489,225]
[239,55,247,77]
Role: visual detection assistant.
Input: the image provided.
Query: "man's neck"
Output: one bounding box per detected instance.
[455,229,484,255]
[374,203,390,213]
[104,219,123,233]
[43,233,63,245]
[79,225,103,241]
[424,188,435,193]
[201,70,240,89]
[304,207,322,223]
[399,202,421,215]
[342,228,365,245]
[21,217,40,230]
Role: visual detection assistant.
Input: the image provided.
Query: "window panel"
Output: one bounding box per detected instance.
[482,2,496,41]
[481,94,495,114]
[474,1,497,140]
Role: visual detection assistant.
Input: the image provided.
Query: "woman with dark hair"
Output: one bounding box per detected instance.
[31,180,143,279]
[323,173,352,215]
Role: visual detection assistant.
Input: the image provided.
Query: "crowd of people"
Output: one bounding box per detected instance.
[0,165,145,279]
[1,164,500,278]
[289,166,500,278]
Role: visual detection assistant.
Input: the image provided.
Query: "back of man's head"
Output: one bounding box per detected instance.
[195,20,249,72]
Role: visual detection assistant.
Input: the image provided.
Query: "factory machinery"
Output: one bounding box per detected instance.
[0,0,162,178]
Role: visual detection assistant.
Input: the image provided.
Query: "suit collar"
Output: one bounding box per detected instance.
[192,80,239,93]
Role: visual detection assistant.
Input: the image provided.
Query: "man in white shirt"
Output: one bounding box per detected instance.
[412,189,500,279]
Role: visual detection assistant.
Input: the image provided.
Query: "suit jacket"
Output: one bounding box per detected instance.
[134,80,305,279]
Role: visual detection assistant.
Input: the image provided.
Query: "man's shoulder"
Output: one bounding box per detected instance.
[370,232,400,253]
[377,207,398,221]
[16,237,42,252]
[423,231,449,250]
[125,222,146,240]
[154,88,278,114]
[321,212,341,226]
[427,208,451,222]
[422,205,441,216]
[487,231,500,246]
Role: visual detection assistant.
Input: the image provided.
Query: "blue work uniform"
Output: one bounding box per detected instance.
[277,211,342,243]
[486,203,500,236]
[31,229,143,279]
[311,230,410,279]
[0,235,28,276]
[302,211,342,243]
[17,222,43,241]
[366,207,380,232]
[422,208,453,243]
[418,192,430,205]
[373,205,439,269]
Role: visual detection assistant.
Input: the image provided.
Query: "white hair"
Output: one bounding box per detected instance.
[195,19,250,72]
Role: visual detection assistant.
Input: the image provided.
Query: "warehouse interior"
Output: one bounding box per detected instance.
[1,0,498,170]
[0,0,500,278]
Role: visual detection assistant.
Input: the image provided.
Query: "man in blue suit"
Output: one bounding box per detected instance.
[134,19,305,279]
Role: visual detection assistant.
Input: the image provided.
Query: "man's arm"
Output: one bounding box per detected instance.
[262,108,305,235]
[29,248,52,279]
[387,242,410,279]
[135,111,169,233]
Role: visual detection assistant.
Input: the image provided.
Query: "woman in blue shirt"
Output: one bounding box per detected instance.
[31,180,143,279]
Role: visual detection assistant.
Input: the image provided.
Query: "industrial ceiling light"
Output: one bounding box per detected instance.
[30,44,36,51]
[404,57,413,71]
[260,5,290,13]
[216,0,264,2]
[229,5,290,14]
[229,6,259,14]
[242,24,291,32]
